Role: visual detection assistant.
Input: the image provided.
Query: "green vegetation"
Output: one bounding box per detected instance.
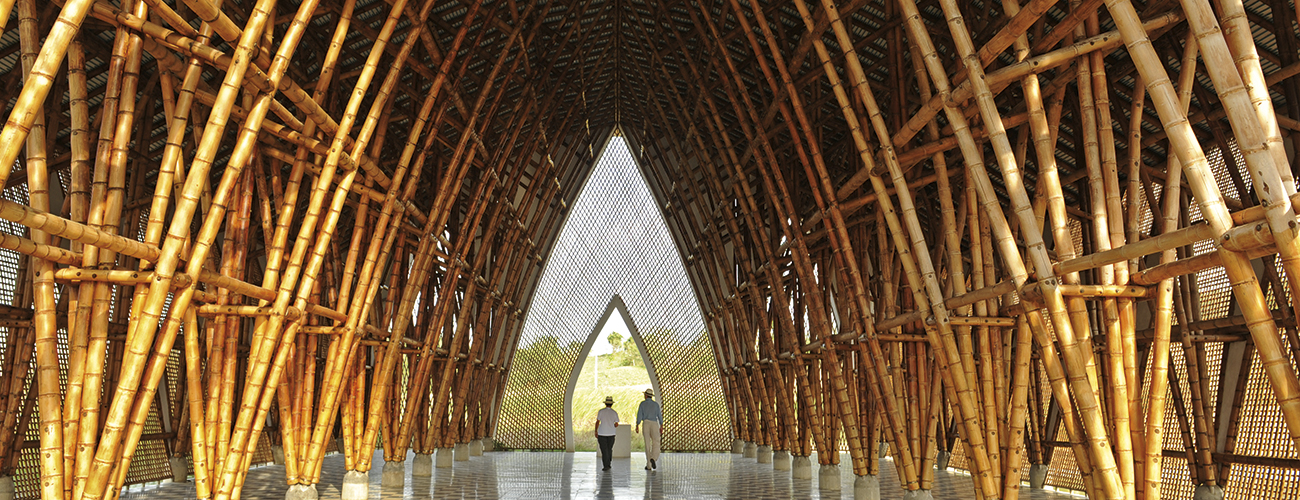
[571,353,652,452]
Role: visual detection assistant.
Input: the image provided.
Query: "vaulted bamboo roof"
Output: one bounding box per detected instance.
[3,0,1300,499]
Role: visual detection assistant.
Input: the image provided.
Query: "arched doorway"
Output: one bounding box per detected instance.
[563,295,663,451]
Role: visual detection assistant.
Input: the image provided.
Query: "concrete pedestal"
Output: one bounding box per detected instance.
[935,450,951,470]
[0,476,13,500]
[482,437,495,452]
[271,445,285,465]
[819,463,842,490]
[792,456,813,479]
[341,470,368,500]
[614,425,632,457]
[381,461,404,488]
[731,439,745,454]
[1028,463,1049,489]
[1194,484,1225,500]
[285,484,318,500]
[756,445,772,464]
[454,443,470,461]
[854,475,879,500]
[878,442,889,459]
[469,439,484,456]
[334,439,344,455]
[742,441,757,458]
[169,456,188,483]
[773,450,791,471]
[436,448,454,467]
[902,489,933,500]
[412,453,433,477]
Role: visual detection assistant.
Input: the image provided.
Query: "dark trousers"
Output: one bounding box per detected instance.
[597,435,615,468]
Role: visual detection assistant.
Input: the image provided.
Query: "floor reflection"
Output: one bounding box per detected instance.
[120,449,1084,499]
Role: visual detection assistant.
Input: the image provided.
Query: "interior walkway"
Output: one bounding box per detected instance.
[118,450,1084,499]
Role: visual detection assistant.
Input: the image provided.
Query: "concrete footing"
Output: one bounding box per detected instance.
[412,453,433,476]
[878,442,889,459]
[469,439,484,456]
[853,475,879,500]
[773,450,791,471]
[731,439,745,454]
[742,441,757,458]
[792,456,812,479]
[454,442,470,461]
[381,461,404,488]
[285,484,318,500]
[1029,463,1049,489]
[482,437,495,452]
[169,456,188,483]
[341,470,368,500]
[935,451,951,471]
[0,476,13,500]
[436,448,454,468]
[756,445,772,464]
[902,489,933,500]
[272,445,285,465]
[1194,484,1225,500]
[818,463,841,490]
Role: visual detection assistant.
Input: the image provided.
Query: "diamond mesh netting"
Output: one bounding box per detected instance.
[496,137,730,452]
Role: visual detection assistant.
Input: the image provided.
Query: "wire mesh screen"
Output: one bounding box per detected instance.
[497,136,729,452]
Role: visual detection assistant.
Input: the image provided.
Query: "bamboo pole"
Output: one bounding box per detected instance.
[1106,0,1300,457]
[18,0,65,495]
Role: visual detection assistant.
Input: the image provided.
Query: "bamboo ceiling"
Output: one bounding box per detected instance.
[2,0,1300,499]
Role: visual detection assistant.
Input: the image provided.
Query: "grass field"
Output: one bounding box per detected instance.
[570,358,652,452]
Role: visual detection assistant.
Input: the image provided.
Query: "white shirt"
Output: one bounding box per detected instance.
[596,407,619,436]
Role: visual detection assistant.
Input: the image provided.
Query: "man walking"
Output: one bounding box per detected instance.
[595,396,619,471]
[635,388,662,470]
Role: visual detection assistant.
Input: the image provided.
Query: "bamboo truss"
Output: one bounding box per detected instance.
[3,0,1300,499]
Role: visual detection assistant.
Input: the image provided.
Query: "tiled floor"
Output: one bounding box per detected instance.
[119,449,1084,499]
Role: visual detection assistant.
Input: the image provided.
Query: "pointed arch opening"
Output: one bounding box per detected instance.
[495,133,731,452]
[563,295,663,451]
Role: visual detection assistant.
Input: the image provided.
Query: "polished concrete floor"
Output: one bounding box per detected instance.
[118,449,1083,499]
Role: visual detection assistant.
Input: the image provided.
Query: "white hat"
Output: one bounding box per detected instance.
[644,388,654,397]
[604,396,615,405]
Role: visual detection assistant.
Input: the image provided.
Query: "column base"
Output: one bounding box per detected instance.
[341,470,368,500]
[334,438,345,455]
[792,456,812,479]
[1029,463,1049,489]
[731,439,745,454]
[853,475,879,500]
[742,441,757,458]
[436,448,454,467]
[818,463,841,490]
[469,439,484,456]
[380,461,404,488]
[412,453,433,477]
[482,437,495,452]
[285,484,318,500]
[756,445,772,464]
[272,445,285,465]
[772,450,791,471]
[902,489,933,500]
[169,456,188,483]
[878,442,889,459]
[1194,484,1225,500]
[454,442,470,461]
[935,450,951,470]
